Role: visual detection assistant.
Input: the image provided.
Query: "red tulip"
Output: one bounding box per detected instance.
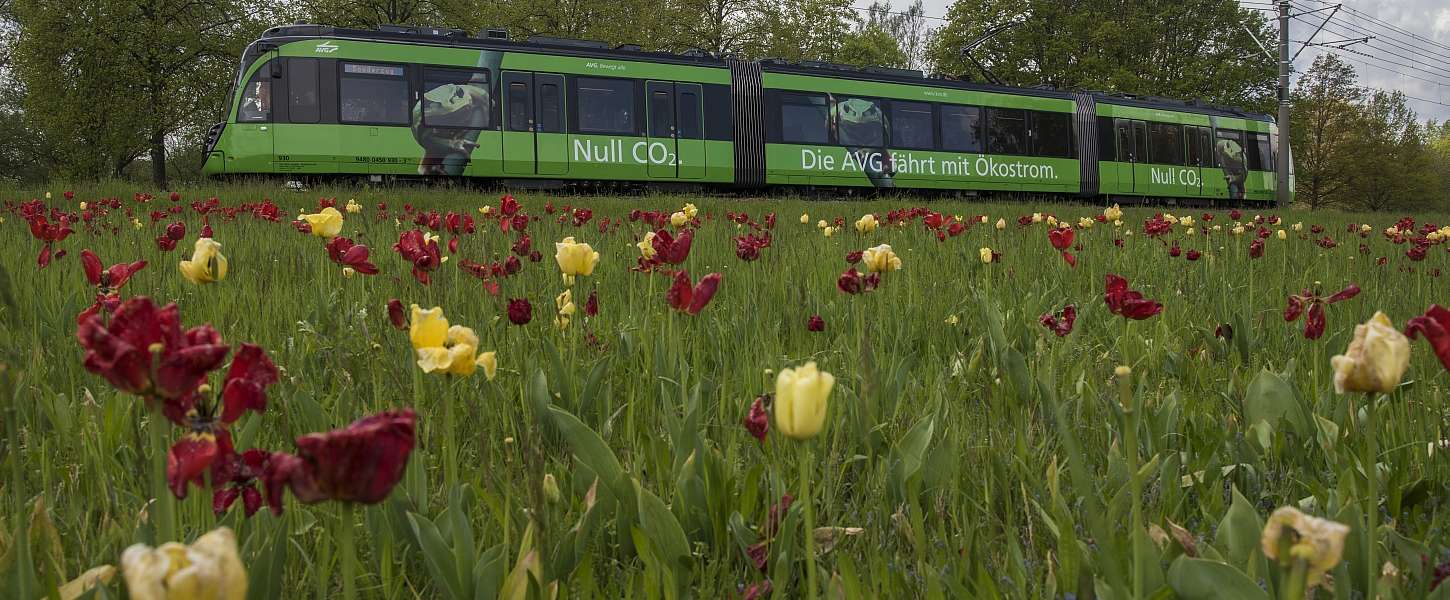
[1186,249,1202,261]
[845,250,863,264]
[744,394,770,443]
[1249,239,1264,259]
[666,271,722,315]
[1406,305,1450,371]
[76,297,229,405]
[1104,274,1163,320]
[165,221,186,241]
[837,268,879,295]
[507,298,533,325]
[155,236,178,252]
[263,409,417,512]
[1048,227,1074,251]
[326,237,380,275]
[651,229,694,264]
[386,299,407,330]
[584,291,599,317]
[1039,305,1077,337]
[393,229,442,284]
[807,314,825,332]
[500,194,520,216]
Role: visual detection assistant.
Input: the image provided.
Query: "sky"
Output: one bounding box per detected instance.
[893,0,1450,122]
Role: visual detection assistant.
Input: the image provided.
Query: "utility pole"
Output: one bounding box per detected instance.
[1277,0,1292,207]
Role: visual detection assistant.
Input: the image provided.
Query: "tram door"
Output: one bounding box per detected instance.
[1113,119,1138,194]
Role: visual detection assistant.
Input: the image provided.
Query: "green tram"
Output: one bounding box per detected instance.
[204,24,1290,205]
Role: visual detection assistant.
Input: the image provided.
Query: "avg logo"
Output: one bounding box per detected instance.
[315,41,339,54]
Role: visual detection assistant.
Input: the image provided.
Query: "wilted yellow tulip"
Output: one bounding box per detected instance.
[480,205,493,215]
[775,362,834,440]
[855,214,878,234]
[1078,217,1093,229]
[670,211,688,227]
[132,218,144,229]
[478,351,498,381]
[1293,222,1303,231]
[861,244,901,273]
[1232,225,1245,236]
[416,325,491,376]
[179,237,228,284]
[944,314,960,325]
[345,199,362,214]
[682,203,698,219]
[979,247,994,264]
[1331,311,1410,394]
[1046,216,1058,227]
[800,213,810,224]
[342,267,356,278]
[556,289,576,317]
[1180,216,1195,228]
[409,305,448,350]
[1103,204,1123,221]
[555,237,599,284]
[995,218,1006,230]
[1384,226,1398,236]
[1213,225,1222,232]
[637,232,657,259]
[816,219,828,229]
[1164,214,1178,225]
[121,527,247,600]
[1260,507,1349,587]
[301,206,343,238]
[59,565,117,600]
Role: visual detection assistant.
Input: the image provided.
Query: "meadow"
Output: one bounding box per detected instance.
[2,180,1449,599]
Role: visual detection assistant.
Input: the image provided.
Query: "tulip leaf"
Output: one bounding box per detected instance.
[1243,368,1310,437]
[1213,487,1263,571]
[634,478,692,593]
[247,520,290,600]
[448,505,477,600]
[888,417,935,502]
[471,543,505,600]
[407,511,466,600]
[1166,556,1269,600]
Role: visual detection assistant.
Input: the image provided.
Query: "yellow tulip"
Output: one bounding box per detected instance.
[816,219,828,229]
[480,205,493,215]
[1078,217,1093,229]
[346,199,362,213]
[1031,212,1043,223]
[1046,216,1058,227]
[854,214,878,234]
[79,201,89,211]
[979,247,994,264]
[1164,214,1178,225]
[1384,226,1398,237]
[342,267,355,278]
[670,211,688,227]
[178,237,228,284]
[944,314,960,325]
[1260,507,1349,588]
[979,215,988,224]
[1103,204,1123,221]
[995,218,1007,230]
[1179,216,1194,228]
[132,218,144,229]
[1232,225,1245,236]
[1293,222,1303,231]
[861,244,901,273]
[121,527,247,600]
[800,213,810,224]
[478,351,498,381]
[682,203,698,219]
[823,226,835,238]
[554,237,599,284]
[1331,311,1410,394]
[637,232,657,259]
[1277,229,1287,240]
[774,362,834,440]
[416,325,489,376]
[301,206,343,238]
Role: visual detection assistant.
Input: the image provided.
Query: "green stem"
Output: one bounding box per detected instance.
[340,503,357,600]
[150,414,176,542]
[799,442,817,599]
[1280,558,1308,600]
[1124,406,1142,600]
[1363,392,1377,597]
[445,376,457,485]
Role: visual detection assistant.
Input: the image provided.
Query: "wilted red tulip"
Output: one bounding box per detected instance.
[167,344,279,499]
[77,249,147,324]
[386,299,407,330]
[393,229,442,284]
[76,297,229,405]
[1408,244,1428,261]
[837,268,877,295]
[744,394,770,443]
[507,298,532,325]
[326,236,379,275]
[27,214,73,268]
[212,447,272,516]
[1215,323,1234,342]
[263,409,417,512]
[845,250,863,264]
[1406,305,1450,371]
[584,290,599,317]
[500,194,520,216]
[762,493,794,538]
[1249,239,1264,259]
[1284,284,1359,340]
[743,580,773,600]
[1104,274,1163,320]
[666,271,722,315]
[807,314,825,332]
[166,221,186,241]
[1039,305,1077,337]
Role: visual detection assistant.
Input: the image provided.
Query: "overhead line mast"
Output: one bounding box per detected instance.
[1278,0,1291,208]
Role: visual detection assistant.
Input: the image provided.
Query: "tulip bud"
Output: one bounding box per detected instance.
[542,473,561,504]
[774,362,834,441]
[1114,365,1133,412]
[342,267,356,278]
[800,213,810,224]
[995,218,1006,230]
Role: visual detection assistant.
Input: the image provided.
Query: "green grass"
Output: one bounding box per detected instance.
[2,180,1449,598]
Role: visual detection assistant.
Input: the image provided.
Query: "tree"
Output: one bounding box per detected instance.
[1289,53,1363,210]
[927,0,1276,110]
[1345,90,1434,212]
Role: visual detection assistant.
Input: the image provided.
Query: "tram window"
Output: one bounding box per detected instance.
[420,68,492,129]
[576,77,636,134]
[890,101,933,149]
[778,92,830,144]
[940,105,982,152]
[648,89,673,137]
[836,97,884,146]
[987,108,1026,155]
[340,63,409,125]
[1132,121,1148,163]
[1249,132,1273,171]
[1114,119,1135,161]
[507,82,530,130]
[1186,126,1211,167]
[538,82,562,133]
[1149,122,1184,165]
[238,66,272,122]
[1030,111,1073,158]
[677,89,701,139]
[1097,117,1115,161]
[288,59,320,124]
